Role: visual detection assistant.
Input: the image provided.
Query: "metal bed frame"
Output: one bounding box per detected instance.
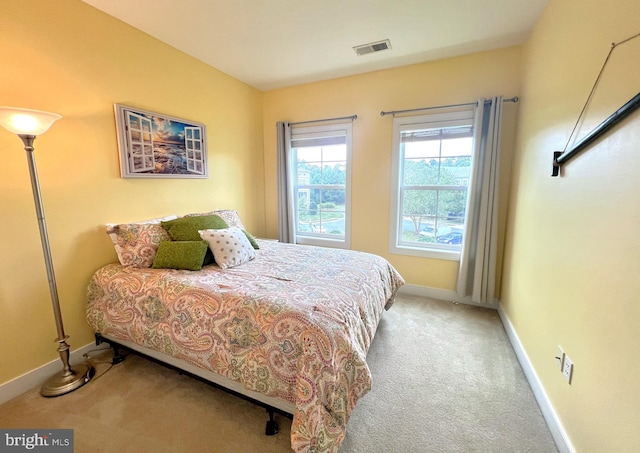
[94,333,294,435]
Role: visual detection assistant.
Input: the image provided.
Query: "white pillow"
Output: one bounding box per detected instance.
[199,227,256,269]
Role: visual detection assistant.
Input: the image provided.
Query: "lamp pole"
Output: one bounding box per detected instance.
[0,107,94,396]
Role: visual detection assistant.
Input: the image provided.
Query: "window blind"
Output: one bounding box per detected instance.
[291,135,346,148]
[401,125,473,143]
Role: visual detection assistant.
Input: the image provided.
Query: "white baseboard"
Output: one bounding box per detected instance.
[398,283,498,309]
[497,303,574,453]
[0,342,98,405]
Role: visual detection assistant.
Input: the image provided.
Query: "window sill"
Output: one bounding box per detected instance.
[389,244,460,261]
[296,236,349,249]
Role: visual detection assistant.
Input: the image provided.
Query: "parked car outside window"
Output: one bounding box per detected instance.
[418,225,437,237]
[436,232,463,244]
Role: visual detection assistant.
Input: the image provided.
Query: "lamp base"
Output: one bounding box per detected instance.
[41,364,95,397]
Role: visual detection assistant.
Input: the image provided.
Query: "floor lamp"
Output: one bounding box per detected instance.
[0,106,94,397]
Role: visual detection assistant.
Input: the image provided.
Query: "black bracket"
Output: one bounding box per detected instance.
[552,151,562,177]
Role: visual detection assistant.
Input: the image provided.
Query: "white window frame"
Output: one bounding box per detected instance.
[125,111,155,173]
[289,122,352,249]
[389,107,475,261]
[184,126,205,174]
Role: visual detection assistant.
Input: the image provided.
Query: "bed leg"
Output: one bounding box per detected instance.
[111,345,125,365]
[265,408,279,436]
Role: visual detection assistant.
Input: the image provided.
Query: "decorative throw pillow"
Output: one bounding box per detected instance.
[199,227,256,269]
[242,229,260,250]
[110,223,171,268]
[106,215,178,265]
[183,210,216,218]
[152,241,209,271]
[181,210,259,249]
[161,214,228,241]
[212,209,246,230]
[163,214,229,266]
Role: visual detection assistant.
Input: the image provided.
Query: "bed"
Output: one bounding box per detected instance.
[87,212,404,453]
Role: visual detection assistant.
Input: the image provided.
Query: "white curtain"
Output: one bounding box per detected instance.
[456,96,503,304]
[276,121,295,243]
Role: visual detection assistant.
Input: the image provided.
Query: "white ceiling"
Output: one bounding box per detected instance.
[81,0,547,91]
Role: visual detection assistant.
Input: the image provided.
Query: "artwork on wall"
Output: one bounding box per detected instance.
[114,104,208,178]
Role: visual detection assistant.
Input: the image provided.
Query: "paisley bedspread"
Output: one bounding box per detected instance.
[86,240,404,452]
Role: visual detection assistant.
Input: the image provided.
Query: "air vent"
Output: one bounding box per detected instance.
[353,39,392,56]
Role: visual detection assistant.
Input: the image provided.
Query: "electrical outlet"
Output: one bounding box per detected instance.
[556,346,565,371]
[562,354,573,384]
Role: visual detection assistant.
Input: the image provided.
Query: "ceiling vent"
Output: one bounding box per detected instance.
[353,39,392,56]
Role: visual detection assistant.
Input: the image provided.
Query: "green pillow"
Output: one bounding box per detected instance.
[242,230,260,249]
[162,215,227,266]
[152,241,209,271]
[161,214,228,241]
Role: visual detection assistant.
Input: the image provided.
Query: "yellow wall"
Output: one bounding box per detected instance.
[501,0,640,450]
[263,48,521,291]
[0,0,265,385]
[6,1,638,449]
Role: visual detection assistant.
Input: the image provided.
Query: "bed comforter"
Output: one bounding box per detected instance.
[87,240,404,452]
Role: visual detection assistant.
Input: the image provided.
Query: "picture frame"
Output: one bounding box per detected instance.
[114,104,208,178]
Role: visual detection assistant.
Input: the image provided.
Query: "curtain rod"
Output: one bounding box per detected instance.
[288,114,357,127]
[379,96,519,117]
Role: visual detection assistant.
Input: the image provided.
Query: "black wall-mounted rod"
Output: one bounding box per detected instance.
[552,91,640,176]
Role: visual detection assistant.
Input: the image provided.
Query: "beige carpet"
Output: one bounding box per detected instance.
[0,294,557,452]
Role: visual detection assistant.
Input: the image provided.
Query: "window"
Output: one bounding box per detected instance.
[290,123,352,248]
[125,111,154,172]
[184,127,205,174]
[389,108,475,260]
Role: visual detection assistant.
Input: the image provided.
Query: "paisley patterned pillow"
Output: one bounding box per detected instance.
[111,223,171,268]
[185,209,246,230]
[212,210,246,230]
[199,227,256,269]
[106,215,177,265]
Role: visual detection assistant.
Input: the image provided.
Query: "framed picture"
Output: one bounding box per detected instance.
[114,104,208,178]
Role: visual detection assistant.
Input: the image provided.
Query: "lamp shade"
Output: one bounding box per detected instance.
[0,107,61,136]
